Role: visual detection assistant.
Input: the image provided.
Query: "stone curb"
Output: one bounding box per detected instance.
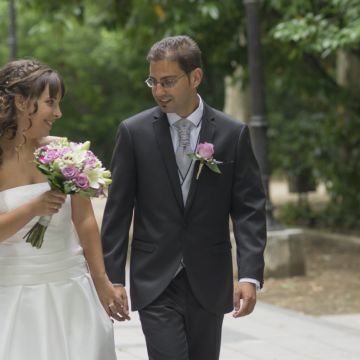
[303,228,360,248]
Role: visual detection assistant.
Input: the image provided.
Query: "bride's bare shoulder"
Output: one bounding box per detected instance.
[38,136,65,146]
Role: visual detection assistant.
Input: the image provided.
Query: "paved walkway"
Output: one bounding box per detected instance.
[92,182,359,360]
[113,302,360,360]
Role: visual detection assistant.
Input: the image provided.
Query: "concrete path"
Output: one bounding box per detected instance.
[113,302,360,360]
[92,181,359,360]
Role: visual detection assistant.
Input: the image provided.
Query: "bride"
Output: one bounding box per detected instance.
[0,59,127,360]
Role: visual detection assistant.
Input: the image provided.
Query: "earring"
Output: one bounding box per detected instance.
[15,131,27,154]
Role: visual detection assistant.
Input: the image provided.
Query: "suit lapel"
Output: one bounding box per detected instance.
[153,111,184,211]
[184,105,216,216]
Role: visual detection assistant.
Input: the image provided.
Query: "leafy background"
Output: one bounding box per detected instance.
[1,0,359,228]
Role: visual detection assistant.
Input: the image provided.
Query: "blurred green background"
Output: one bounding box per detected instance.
[1,0,359,229]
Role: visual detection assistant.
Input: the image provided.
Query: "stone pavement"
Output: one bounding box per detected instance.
[92,181,359,360]
[113,302,360,360]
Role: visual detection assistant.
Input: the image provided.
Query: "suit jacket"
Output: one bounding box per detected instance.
[101,103,266,314]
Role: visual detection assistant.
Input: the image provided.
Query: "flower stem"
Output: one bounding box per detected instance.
[23,215,52,249]
[196,163,204,180]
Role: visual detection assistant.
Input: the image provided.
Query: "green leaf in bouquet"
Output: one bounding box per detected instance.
[53,175,66,190]
[36,164,52,176]
[78,189,96,198]
[64,182,75,194]
[48,177,64,192]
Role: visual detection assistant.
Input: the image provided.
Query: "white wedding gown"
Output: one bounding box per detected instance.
[0,183,117,360]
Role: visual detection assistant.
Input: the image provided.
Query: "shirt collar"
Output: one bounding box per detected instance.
[167,95,203,128]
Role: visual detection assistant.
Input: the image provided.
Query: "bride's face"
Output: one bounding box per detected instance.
[18,84,62,139]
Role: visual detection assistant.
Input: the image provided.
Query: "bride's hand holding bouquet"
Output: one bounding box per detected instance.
[30,190,67,217]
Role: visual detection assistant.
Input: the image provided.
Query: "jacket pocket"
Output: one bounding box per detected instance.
[218,160,234,165]
[132,239,156,253]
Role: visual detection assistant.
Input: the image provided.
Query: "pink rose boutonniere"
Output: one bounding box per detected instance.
[188,142,222,180]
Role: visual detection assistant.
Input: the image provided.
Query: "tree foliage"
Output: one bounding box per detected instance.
[265,0,360,227]
[0,0,359,227]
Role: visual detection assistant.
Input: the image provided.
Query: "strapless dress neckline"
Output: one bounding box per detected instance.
[0,182,48,194]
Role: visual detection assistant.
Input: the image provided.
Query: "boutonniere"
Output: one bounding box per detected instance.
[188,142,222,180]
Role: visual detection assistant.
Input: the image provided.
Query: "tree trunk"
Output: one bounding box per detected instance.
[336,50,360,92]
[223,65,250,123]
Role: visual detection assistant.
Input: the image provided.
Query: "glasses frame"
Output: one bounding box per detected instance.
[145,73,187,89]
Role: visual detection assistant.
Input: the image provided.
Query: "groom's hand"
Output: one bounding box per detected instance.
[232,282,256,318]
[109,285,131,322]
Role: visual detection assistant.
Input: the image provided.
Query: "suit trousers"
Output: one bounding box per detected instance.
[138,269,224,360]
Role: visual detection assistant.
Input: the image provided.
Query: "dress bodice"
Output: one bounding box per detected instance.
[0,183,85,285]
[0,182,81,255]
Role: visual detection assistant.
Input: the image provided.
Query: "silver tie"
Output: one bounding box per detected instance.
[173,119,194,274]
[174,118,194,180]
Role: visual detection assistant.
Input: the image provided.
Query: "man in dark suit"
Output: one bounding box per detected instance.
[101,35,266,360]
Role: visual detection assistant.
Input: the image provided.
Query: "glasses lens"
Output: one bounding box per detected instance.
[161,79,176,88]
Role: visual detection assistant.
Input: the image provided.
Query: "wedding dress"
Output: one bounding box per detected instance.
[0,182,117,360]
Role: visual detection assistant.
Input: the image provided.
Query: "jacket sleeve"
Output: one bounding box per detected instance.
[230,125,267,287]
[101,121,136,285]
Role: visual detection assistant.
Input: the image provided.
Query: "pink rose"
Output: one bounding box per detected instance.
[83,151,98,169]
[39,149,61,164]
[196,142,214,160]
[61,165,79,179]
[74,173,89,189]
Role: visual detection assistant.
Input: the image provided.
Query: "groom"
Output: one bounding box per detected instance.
[101,35,267,360]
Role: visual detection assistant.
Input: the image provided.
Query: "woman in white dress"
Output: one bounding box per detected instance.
[0,59,127,360]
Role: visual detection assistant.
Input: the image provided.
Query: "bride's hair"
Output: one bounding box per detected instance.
[0,59,65,164]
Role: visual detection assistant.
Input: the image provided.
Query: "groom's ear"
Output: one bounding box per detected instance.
[191,68,203,89]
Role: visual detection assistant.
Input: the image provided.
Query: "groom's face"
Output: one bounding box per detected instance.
[149,60,202,118]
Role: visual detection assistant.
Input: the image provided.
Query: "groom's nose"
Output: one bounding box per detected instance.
[152,83,167,97]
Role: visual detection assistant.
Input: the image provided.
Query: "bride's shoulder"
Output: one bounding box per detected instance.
[38,136,65,146]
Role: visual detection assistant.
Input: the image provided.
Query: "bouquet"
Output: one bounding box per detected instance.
[23,138,112,248]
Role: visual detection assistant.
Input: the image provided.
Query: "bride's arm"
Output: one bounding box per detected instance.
[0,191,65,242]
[71,194,130,321]
[71,195,108,280]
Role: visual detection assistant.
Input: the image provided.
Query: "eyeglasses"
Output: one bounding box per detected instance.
[145,73,187,89]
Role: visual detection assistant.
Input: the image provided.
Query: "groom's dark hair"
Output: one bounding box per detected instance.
[146,35,203,74]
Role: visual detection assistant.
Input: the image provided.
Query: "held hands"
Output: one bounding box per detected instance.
[32,190,66,216]
[93,276,130,322]
[233,282,257,318]
[109,285,131,322]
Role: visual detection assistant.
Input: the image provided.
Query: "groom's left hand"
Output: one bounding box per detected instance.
[232,282,256,318]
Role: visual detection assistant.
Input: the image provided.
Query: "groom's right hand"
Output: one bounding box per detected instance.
[109,285,131,322]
